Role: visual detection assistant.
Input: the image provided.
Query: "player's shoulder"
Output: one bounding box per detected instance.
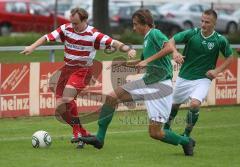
[188,27,200,35]
[150,28,162,35]
[58,23,73,32]
[61,23,72,29]
[175,28,199,38]
[87,25,99,33]
[150,28,168,38]
[214,31,229,43]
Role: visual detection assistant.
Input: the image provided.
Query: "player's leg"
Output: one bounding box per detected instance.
[73,86,133,149]
[183,78,211,137]
[148,120,193,146]
[149,119,195,156]
[76,80,144,149]
[164,77,193,130]
[145,80,195,156]
[164,103,181,130]
[52,66,71,123]
[65,69,93,138]
[54,67,92,149]
[97,86,133,142]
[183,99,200,137]
[145,81,188,145]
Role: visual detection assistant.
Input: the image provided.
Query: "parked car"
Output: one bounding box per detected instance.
[110,3,180,36]
[64,1,120,28]
[0,0,69,35]
[232,9,240,23]
[116,4,162,29]
[47,2,72,16]
[158,2,239,34]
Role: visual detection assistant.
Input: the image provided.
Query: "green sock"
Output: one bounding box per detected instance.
[164,106,179,129]
[184,108,199,136]
[161,129,189,146]
[96,104,115,142]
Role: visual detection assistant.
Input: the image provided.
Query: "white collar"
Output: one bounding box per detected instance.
[201,29,215,39]
[144,28,152,39]
[73,24,89,33]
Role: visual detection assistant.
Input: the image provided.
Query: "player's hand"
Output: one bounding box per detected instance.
[173,51,185,64]
[127,49,136,59]
[206,70,218,79]
[20,46,34,55]
[136,60,147,69]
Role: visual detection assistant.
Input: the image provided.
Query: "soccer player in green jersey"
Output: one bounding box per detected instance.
[163,9,233,138]
[73,9,195,156]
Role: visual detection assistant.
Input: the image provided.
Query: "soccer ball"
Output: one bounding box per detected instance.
[32,130,52,148]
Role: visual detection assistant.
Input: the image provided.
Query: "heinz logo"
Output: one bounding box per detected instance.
[0,96,29,111]
[1,65,29,91]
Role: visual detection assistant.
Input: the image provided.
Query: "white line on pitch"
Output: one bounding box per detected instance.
[0,123,239,142]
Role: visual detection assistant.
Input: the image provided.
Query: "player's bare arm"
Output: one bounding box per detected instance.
[20,36,47,55]
[135,42,173,69]
[206,56,233,79]
[112,40,136,59]
[169,38,185,64]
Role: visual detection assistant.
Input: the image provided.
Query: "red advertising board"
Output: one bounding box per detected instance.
[0,64,30,117]
[215,58,238,105]
[39,62,63,116]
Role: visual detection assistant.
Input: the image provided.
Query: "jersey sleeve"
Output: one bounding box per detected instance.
[219,35,233,58]
[93,31,113,50]
[173,28,197,44]
[149,29,169,50]
[44,24,66,43]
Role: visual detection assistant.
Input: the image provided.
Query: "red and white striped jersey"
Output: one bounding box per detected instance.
[45,23,113,66]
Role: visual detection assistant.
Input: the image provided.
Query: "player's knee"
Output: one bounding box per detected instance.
[190,99,201,109]
[55,102,67,115]
[61,97,73,104]
[149,129,165,140]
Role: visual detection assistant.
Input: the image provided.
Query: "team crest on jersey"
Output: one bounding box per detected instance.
[207,42,215,50]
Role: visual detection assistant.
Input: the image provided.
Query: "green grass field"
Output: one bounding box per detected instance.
[0,106,240,167]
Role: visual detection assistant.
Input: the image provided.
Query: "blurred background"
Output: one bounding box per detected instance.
[0,0,240,45]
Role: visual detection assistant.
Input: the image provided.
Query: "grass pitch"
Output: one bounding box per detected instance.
[0,106,240,167]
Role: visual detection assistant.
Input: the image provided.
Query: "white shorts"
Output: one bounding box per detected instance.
[121,79,173,123]
[173,77,211,104]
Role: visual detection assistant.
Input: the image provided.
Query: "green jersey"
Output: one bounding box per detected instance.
[142,28,173,84]
[173,28,233,80]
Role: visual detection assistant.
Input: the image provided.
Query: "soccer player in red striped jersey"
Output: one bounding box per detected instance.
[21,7,136,149]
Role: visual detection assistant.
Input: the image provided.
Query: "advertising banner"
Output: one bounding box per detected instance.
[215,58,238,105]
[0,64,30,117]
[39,62,63,116]
[0,57,239,118]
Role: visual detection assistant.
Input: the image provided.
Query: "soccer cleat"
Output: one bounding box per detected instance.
[71,132,92,143]
[78,135,104,149]
[76,141,85,149]
[182,138,196,156]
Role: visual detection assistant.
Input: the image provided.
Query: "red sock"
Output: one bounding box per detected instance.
[69,100,91,137]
